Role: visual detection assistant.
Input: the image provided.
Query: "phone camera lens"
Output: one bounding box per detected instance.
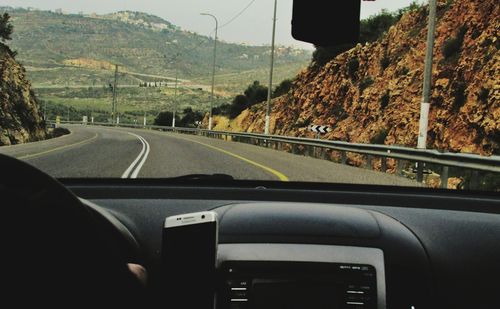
[201,215,206,219]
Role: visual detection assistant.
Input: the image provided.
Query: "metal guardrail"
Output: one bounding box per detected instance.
[53,120,500,189]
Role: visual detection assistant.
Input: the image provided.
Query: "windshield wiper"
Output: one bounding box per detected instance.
[168,174,235,181]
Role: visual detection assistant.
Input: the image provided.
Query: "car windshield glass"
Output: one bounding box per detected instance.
[0,0,498,191]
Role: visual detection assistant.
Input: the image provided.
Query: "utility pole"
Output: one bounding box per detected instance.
[416,0,437,182]
[43,101,47,120]
[201,13,218,131]
[67,106,70,122]
[265,0,278,135]
[112,64,119,124]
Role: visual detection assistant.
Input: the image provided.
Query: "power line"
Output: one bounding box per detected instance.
[219,0,257,29]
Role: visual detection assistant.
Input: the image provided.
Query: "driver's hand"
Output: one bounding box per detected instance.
[127,263,148,287]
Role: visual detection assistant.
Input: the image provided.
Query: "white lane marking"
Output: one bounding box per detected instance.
[121,133,150,179]
[130,135,150,178]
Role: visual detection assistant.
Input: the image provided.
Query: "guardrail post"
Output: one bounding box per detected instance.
[396,160,404,176]
[381,157,387,173]
[321,148,328,160]
[470,170,480,190]
[341,151,347,165]
[366,155,373,170]
[292,144,298,155]
[440,166,449,189]
[416,162,424,183]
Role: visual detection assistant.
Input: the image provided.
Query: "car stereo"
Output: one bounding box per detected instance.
[218,261,377,309]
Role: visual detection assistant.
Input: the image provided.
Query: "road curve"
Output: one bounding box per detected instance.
[0,125,419,187]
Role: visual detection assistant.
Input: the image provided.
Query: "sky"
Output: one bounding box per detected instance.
[0,0,421,49]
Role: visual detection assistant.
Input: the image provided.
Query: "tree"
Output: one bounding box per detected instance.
[312,44,354,66]
[178,107,204,128]
[154,111,180,126]
[229,95,249,119]
[273,79,294,98]
[0,13,13,42]
[244,81,268,105]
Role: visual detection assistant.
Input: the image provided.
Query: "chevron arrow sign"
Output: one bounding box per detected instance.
[308,125,332,134]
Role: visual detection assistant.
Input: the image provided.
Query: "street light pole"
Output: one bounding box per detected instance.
[265,0,278,135]
[201,13,218,131]
[172,66,179,128]
[112,64,119,124]
[416,0,437,182]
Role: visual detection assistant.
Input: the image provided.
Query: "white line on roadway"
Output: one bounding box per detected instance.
[121,133,150,179]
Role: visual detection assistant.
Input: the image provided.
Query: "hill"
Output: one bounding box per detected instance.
[1,7,310,88]
[209,0,499,156]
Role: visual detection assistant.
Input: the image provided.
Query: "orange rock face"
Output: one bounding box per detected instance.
[217,0,499,156]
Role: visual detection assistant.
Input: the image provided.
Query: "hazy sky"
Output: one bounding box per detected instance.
[1,0,421,48]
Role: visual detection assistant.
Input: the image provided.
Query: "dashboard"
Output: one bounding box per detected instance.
[72,180,500,309]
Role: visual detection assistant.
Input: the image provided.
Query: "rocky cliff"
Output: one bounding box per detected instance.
[213,0,499,156]
[0,43,46,146]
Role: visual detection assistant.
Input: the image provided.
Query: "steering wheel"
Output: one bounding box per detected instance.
[1,154,144,307]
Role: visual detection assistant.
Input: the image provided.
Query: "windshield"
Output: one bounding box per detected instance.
[0,0,498,191]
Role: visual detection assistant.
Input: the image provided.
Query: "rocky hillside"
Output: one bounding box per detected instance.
[213,0,499,156]
[0,43,46,146]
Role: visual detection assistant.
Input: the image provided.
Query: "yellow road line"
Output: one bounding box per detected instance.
[147,130,289,182]
[18,133,99,160]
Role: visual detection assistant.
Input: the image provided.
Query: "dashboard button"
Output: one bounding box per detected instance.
[227,280,249,287]
[230,290,248,299]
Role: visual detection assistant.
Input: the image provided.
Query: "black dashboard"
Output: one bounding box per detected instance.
[71,180,500,309]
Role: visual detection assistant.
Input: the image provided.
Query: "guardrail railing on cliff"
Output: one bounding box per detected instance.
[51,120,500,190]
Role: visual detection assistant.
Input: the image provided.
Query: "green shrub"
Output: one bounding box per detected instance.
[154,111,179,126]
[244,81,268,105]
[478,87,489,104]
[331,104,347,119]
[380,55,391,71]
[229,95,249,119]
[380,91,390,109]
[348,57,360,78]
[295,118,311,128]
[370,128,389,145]
[50,127,71,138]
[0,12,13,42]
[359,77,374,93]
[442,26,467,59]
[452,81,467,111]
[396,67,410,77]
[312,44,354,67]
[178,107,204,127]
[273,79,293,98]
[359,9,399,43]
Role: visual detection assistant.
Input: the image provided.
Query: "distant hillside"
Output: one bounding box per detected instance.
[209,0,499,156]
[1,7,310,88]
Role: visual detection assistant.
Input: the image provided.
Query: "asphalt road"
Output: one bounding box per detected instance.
[0,125,419,186]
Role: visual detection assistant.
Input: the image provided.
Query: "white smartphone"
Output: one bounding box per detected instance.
[161,211,218,308]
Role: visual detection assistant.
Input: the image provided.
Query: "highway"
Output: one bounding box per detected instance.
[0,125,419,186]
